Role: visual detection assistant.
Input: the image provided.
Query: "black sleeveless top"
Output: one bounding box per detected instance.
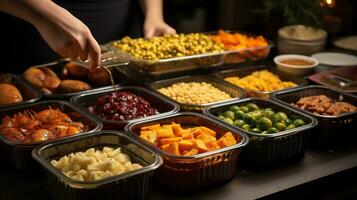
[0,0,138,73]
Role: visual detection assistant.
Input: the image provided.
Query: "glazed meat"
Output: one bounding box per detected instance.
[294,95,356,116]
[0,83,23,105]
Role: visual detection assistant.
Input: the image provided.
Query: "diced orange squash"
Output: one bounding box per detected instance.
[160,137,181,146]
[140,130,157,144]
[182,131,194,140]
[170,122,181,136]
[161,143,171,152]
[178,140,194,151]
[199,126,216,137]
[217,132,237,148]
[194,139,209,152]
[183,148,199,156]
[157,127,175,138]
[196,133,217,144]
[168,142,180,156]
[190,128,204,137]
[141,124,160,131]
[207,141,220,151]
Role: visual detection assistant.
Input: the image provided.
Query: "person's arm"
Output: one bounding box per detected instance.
[139,0,176,38]
[0,0,100,69]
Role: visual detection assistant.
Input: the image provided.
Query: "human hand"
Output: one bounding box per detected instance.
[144,17,176,38]
[33,3,101,69]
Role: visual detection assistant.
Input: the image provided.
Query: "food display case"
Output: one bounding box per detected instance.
[271,85,357,148]
[0,73,41,108]
[32,131,162,200]
[212,65,307,99]
[205,98,317,166]
[125,112,248,190]
[0,100,102,172]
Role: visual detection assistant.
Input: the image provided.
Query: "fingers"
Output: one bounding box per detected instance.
[87,34,101,71]
[144,27,155,39]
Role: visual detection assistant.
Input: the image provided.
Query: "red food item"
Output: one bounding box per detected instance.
[89,91,159,121]
[0,108,87,143]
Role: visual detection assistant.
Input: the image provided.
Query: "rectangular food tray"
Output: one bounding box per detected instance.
[22,60,121,99]
[0,73,41,109]
[204,98,317,166]
[107,30,272,77]
[212,65,307,99]
[70,86,180,130]
[0,100,102,172]
[32,131,162,200]
[271,85,357,148]
[147,75,245,111]
[125,112,248,190]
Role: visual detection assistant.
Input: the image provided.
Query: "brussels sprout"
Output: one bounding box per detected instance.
[265,108,274,112]
[276,112,288,121]
[263,109,275,119]
[243,113,256,126]
[223,117,234,124]
[240,106,249,113]
[286,124,296,130]
[247,103,259,111]
[250,110,263,119]
[242,124,250,131]
[233,119,245,128]
[275,122,286,131]
[218,115,226,121]
[267,127,279,133]
[224,110,235,120]
[261,130,268,134]
[229,105,240,112]
[283,118,293,125]
[293,119,305,127]
[234,110,245,119]
[257,117,273,131]
[251,128,262,133]
[272,114,282,124]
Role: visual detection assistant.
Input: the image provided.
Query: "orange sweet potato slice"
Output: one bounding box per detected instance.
[217,132,237,148]
[199,126,216,137]
[196,133,217,144]
[157,127,175,138]
[141,124,161,131]
[178,140,194,151]
[160,137,181,146]
[169,142,180,156]
[194,139,209,152]
[183,148,199,156]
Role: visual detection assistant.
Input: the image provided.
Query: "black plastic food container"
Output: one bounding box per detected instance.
[71,86,179,130]
[212,65,307,99]
[204,98,317,166]
[271,85,357,148]
[21,60,120,99]
[0,101,102,172]
[147,75,245,111]
[0,73,41,109]
[32,131,162,200]
[125,112,249,190]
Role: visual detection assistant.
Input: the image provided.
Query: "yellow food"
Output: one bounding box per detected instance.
[113,33,224,60]
[51,147,143,181]
[139,123,237,156]
[158,82,231,105]
[224,70,297,92]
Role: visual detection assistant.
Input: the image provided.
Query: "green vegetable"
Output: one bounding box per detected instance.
[218,115,226,121]
[261,130,268,134]
[267,127,279,133]
[223,118,234,124]
[240,106,249,113]
[234,110,245,119]
[224,110,235,120]
[272,114,282,124]
[275,122,286,131]
[233,119,245,128]
[250,110,263,119]
[283,118,292,125]
[276,112,288,121]
[242,124,250,131]
[243,113,256,126]
[293,119,305,127]
[251,128,262,133]
[229,105,240,112]
[286,124,296,130]
[257,117,273,131]
[263,109,275,119]
[247,103,259,111]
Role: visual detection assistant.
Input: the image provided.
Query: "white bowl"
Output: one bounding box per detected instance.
[274,54,319,76]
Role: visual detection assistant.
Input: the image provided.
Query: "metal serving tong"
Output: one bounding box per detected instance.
[327,74,357,88]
